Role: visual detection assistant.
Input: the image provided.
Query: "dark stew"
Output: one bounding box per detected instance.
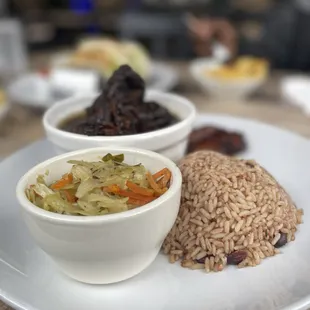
[60,65,178,136]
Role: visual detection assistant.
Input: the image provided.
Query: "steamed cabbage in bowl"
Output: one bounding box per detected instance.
[25,153,171,216]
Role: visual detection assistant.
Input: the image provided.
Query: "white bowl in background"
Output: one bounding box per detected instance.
[43,90,196,162]
[280,75,310,115]
[190,58,267,100]
[16,147,182,284]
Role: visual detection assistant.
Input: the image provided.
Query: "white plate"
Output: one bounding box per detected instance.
[7,63,178,110]
[1,114,310,310]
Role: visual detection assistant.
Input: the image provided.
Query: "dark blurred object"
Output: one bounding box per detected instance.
[141,0,232,16]
[10,1,55,44]
[61,65,178,136]
[186,15,238,57]
[9,0,122,48]
[118,12,189,59]
[232,0,272,13]
[26,21,55,44]
[188,126,246,155]
[93,0,124,9]
[0,0,8,17]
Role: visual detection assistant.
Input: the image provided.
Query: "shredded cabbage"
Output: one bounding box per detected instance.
[25,153,168,216]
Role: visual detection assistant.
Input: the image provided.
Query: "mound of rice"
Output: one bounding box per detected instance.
[163,151,303,272]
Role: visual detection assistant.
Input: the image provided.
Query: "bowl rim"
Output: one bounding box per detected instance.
[16,146,182,225]
[43,89,197,143]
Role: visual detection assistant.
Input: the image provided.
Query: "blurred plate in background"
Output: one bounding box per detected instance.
[52,52,178,92]
[7,73,72,110]
[7,62,178,110]
[147,62,178,92]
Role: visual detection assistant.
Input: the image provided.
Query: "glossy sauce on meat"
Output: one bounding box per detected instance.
[59,65,178,136]
[187,126,246,155]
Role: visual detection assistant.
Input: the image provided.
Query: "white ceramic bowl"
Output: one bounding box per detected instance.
[43,90,196,162]
[190,58,267,100]
[280,75,310,115]
[16,147,182,284]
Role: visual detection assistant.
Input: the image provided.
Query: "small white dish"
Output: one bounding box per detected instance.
[190,58,267,99]
[49,68,99,95]
[16,146,182,284]
[281,76,310,115]
[7,73,72,109]
[43,90,196,162]
[1,114,310,310]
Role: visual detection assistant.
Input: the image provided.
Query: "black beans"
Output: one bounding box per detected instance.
[227,251,247,265]
[195,256,209,264]
[274,233,288,248]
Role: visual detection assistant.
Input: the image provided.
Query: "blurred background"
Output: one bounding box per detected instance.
[3,0,310,64]
[1,0,299,60]
[2,0,264,55]
[1,0,310,158]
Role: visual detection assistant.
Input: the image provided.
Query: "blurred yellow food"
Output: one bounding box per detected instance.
[68,38,151,79]
[0,89,6,106]
[206,57,269,81]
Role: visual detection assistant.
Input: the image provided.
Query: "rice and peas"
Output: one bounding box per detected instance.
[163,150,303,272]
[26,149,303,272]
[26,153,172,216]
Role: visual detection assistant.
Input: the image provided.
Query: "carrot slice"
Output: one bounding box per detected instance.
[118,189,155,203]
[51,173,73,190]
[157,178,165,189]
[146,171,163,195]
[152,168,169,181]
[126,181,154,197]
[127,197,148,206]
[104,184,155,203]
[103,184,120,194]
[154,187,168,197]
[63,190,76,203]
[160,170,171,188]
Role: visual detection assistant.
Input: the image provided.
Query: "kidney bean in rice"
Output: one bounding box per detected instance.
[163,151,303,272]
